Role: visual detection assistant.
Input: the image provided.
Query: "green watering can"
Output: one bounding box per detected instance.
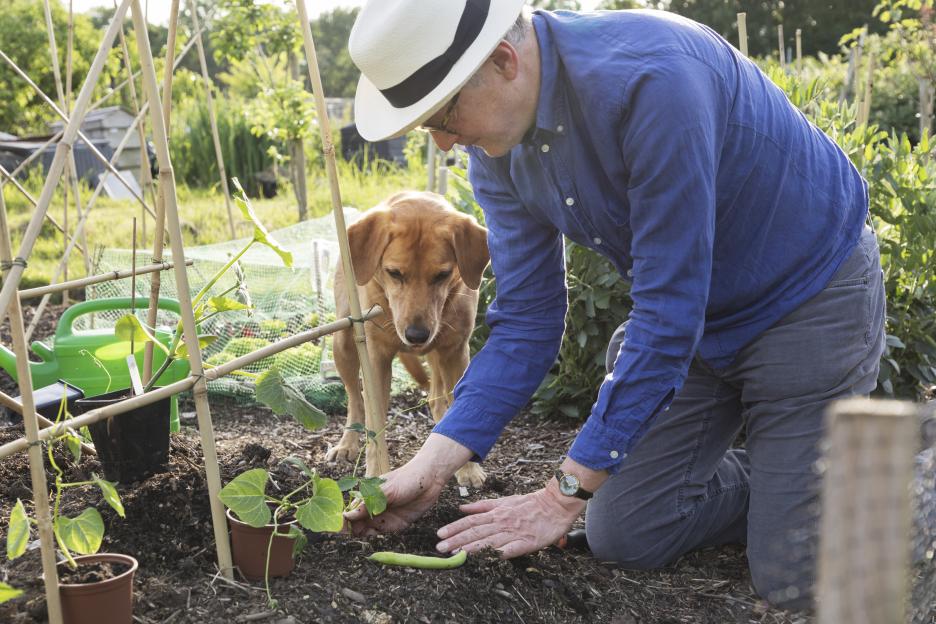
[0,297,191,431]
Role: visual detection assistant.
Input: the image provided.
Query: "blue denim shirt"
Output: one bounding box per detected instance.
[432,9,868,473]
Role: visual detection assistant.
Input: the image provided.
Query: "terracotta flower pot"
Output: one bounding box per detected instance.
[57,553,138,624]
[226,508,299,581]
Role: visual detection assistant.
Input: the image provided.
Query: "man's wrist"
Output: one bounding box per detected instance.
[416,433,476,488]
[557,458,609,494]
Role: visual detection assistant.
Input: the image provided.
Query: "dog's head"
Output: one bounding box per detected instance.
[347,191,489,349]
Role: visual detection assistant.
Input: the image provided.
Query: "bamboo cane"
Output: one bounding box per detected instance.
[0,178,63,624]
[777,24,785,68]
[0,307,383,461]
[737,13,748,57]
[188,0,236,238]
[796,28,803,74]
[0,0,130,327]
[0,387,96,456]
[20,260,190,299]
[0,164,81,248]
[129,0,234,579]
[7,131,62,180]
[294,0,390,476]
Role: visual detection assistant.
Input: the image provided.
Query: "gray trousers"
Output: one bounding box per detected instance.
[589,225,885,610]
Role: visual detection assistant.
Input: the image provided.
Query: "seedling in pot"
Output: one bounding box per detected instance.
[5,394,125,571]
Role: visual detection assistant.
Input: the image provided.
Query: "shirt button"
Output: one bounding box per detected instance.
[609,450,620,459]
[626,269,633,277]
[565,197,575,206]
[593,237,602,245]
[556,124,564,133]
[541,144,550,153]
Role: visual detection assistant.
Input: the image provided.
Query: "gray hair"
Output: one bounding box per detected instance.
[504,10,532,45]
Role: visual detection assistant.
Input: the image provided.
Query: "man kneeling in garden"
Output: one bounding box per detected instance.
[345,0,885,610]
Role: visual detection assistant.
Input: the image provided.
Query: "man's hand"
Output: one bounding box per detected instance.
[344,433,474,536]
[435,480,587,558]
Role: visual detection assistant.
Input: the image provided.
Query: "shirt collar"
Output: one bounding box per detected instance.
[524,11,567,145]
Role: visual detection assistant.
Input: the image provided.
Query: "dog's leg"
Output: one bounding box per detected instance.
[428,346,486,488]
[326,327,364,463]
[398,352,430,392]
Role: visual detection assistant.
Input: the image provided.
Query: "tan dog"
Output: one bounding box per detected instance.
[326,191,490,487]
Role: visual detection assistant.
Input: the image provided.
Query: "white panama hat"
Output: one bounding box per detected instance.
[349,0,527,142]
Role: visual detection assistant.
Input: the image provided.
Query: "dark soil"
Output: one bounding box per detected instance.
[58,560,132,585]
[0,304,811,624]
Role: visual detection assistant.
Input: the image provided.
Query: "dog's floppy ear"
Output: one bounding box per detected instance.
[451,214,490,290]
[347,209,391,285]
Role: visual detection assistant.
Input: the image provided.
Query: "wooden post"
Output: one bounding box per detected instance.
[777,24,785,68]
[796,28,802,74]
[737,12,748,57]
[294,0,390,476]
[817,398,918,624]
[859,54,876,127]
[427,138,438,193]
[129,0,234,579]
[0,183,63,624]
[919,78,934,139]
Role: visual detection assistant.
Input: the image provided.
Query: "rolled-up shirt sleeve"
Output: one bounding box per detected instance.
[569,56,728,472]
[432,153,568,461]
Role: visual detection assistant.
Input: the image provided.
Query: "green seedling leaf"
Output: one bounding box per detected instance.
[0,582,23,604]
[114,315,170,355]
[345,423,366,434]
[283,456,315,479]
[295,478,344,532]
[288,525,308,558]
[56,508,104,555]
[256,368,326,431]
[219,468,271,528]
[337,476,358,492]
[6,500,29,560]
[206,296,250,314]
[232,177,293,267]
[64,433,82,463]
[359,478,388,517]
[174,334,218,358]
[93,475,125,518]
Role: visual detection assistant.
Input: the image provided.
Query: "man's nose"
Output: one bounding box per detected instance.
[430,130,459,151]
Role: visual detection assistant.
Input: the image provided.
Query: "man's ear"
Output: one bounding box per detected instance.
[451,215,490,290]
[347,209,391,285]
[489,41,519,80]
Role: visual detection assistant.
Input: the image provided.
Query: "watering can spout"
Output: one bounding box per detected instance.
[0,340,59,386]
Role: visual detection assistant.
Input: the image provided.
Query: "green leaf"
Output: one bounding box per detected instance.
[207,296,250,314]
[114,315,169,355]
[56,508,104,555]
[345,422,366,434]
[0,582,23,604]
[337,476,358,492]
[6,500,29,560]
[93,476,125,518]
[295,478,344,533]
[283,456,315,479]
[256,368,326,431]
[174,334,218,358]
[232,177,293,267]
[65,433,82,463]
[219,468,271,528]
[288,525,307,558]
[359,478,387,517]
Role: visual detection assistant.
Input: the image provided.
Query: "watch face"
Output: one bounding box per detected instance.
[558,474,580,496]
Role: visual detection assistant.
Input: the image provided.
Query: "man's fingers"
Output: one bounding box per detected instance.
[458,494,520,515]
[436,521,501,553]
[343,504,370,522]
[496,538,536,560]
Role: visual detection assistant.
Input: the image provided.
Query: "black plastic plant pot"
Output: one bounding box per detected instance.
[74,389,170,484]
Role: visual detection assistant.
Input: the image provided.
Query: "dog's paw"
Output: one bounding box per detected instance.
[325,433,361,464]
[455,462,486,488]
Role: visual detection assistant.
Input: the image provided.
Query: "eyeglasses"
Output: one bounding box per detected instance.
[420,91,461,135]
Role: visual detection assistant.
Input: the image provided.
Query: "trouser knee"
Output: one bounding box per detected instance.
[747,535,816,610]
[585,503,682,569]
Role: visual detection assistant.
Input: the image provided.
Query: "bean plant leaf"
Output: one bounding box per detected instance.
[336,476,358,492]
[359,478,388,517]
[207,296,249,314]
[219,468,271,528]
[93,476,125,518]
[114,315,170,355]
[174,335,219,358]
[295,478,344,533]
[6,500,29,560]
[287,525,307,558]
[256,368,326,431]
[64,433,82,463]
[232,177,293,267]
[0,582,23,604]
[56,508,104,555]
[283,456,315,479]
[345,423,366,434]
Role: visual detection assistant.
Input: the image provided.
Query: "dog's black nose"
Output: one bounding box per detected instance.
[405,325,430,344]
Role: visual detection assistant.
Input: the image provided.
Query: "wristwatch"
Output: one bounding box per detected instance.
[554,470,594,501]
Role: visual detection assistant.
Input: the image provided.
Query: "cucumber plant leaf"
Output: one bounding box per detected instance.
[231,177,293,267]
[359,477,388,517]
[219,468,271,528]
[115,315,170,355]
[174,335,218,358]
[6,500,29,560]
[295,477,344,532]
[56,508,104,555]
[93,476,125,518]
[0,582,23,604]
[256,368,326,431]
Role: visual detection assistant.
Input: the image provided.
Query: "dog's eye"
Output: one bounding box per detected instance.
[386,268,404,282]
[432,270,452,284]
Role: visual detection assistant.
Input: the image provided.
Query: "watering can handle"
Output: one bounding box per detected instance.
[55,297,183,341]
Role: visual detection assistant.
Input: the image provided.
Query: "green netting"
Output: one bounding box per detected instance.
[85,208,415,412]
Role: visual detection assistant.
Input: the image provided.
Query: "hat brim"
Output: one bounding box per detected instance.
[353,0,527,142]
